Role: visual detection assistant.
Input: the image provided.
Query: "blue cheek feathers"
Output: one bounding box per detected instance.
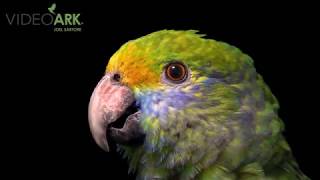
[136,89,195,122]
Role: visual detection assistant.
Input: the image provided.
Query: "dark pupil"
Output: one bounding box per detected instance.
[169,65,182,79]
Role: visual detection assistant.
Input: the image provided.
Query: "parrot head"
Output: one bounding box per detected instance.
[88,30,297,179]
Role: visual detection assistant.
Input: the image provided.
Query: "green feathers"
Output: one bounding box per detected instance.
[109,30,309,179]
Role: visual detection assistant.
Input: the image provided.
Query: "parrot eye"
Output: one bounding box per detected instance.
[165,62,188,83]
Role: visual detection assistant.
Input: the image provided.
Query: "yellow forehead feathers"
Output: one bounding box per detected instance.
[106,43,159,88]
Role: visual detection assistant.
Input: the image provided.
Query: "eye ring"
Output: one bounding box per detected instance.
[165,62,188,83]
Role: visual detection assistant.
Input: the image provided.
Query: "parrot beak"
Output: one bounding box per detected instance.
[88,73,145,152]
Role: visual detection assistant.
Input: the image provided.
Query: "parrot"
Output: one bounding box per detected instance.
[88,30,310,180]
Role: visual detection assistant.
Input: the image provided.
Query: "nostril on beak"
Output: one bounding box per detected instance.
[113,73,121,82]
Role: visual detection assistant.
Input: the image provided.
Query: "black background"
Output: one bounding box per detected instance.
[1,1,318,179]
